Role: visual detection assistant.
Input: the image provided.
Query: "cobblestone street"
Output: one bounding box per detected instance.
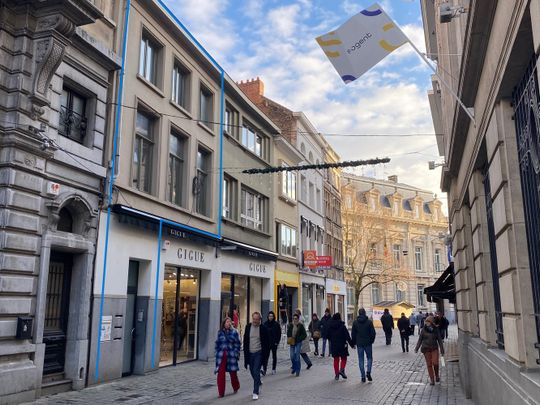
[26,327,472,405]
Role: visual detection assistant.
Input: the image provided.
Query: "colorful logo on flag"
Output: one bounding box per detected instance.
[316,3,408,84]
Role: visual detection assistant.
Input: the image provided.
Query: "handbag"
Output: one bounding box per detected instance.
[287,336,295,345]
[313,331,321,339]
[440,356,446,367]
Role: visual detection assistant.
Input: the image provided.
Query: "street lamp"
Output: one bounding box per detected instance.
[428,160,445,170]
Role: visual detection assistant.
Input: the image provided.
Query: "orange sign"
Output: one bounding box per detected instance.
[303,251,332,269]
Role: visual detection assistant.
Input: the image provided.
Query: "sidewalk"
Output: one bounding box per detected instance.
[25,325,471,405]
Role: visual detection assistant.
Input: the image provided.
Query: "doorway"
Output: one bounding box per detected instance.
[43,252,73,376]
[122,261,139,376]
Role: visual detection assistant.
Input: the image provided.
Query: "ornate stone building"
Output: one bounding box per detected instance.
[341,173,450,324]
[421,0,540,402]
[0,0,120,401]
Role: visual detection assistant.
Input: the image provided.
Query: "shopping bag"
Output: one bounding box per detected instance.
[440,356,446,367]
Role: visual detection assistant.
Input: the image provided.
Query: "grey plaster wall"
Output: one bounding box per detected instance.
[198,298,221,361]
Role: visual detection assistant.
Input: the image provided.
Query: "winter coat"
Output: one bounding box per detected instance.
[298,318,311,353]
[264,319,282,347]
[351,314,376,347]
[415,326,444,355]
[380,313,395,330]
[287,323,307,345]
[320,314,332,338]
[439,316,449,330]
[308,319,321,338]
[214,328,241,373]
[409,313,417,326]
[327,319,354,358]
[243,323,270,368]
[397,316,411,336]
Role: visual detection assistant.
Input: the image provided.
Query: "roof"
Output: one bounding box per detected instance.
[373,301,415,309]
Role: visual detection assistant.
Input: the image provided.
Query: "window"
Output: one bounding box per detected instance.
[316,188,321,212]
[241,124,263,157]
[300,142,306,155]
[172,62,190,109]
[281,163,297,200]
[139,33,159,84]
[434,249,442,272]
[279,224,297,258]
[300,175,307,202]
[241,188,266,231]
[224,105,238,138]
[345,194,352,209]
[223,176,236,220]
[395,283,405,302]
[309,182,314,207]
[403,199,412,211]
[195,147,211,216]
[393,244,401,268]
[308,151,313,163]
[415,246,423,271]
[417,284,425,306]
[371,283,381,305]
[381,196,391,208]
[200,85,214,129]
[347,286,356,308]
[168,130,185,206]
[132,111,154,193]
[59,87,87,144]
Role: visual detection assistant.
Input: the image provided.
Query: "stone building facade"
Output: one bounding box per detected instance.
[421,0,540,402]
[341,174,449,323]
[0,0,120,402]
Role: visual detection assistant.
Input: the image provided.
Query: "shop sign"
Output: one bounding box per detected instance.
[249,262,267,274]
[303,250,332,269]
[177,248,205,263]
[317,256,332,268]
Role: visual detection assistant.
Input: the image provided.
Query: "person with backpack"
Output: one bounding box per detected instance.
[262,311,281,375]
[308,313,322,356]
[397,313,411,353]
[351,308,376,383]
[327,312,355,380]
[415,316,445,385]
[214,317,241,398]
[380,308,394,345]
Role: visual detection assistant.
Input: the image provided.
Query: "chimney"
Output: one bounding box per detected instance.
[237,77,265,104]
[388,175,398,183]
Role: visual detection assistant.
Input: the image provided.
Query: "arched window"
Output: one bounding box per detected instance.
[57,207,73,232]
[423,203,432,214]
[308,151,313,162]
[300,143,306,155]
[380,195,391,208]
[403,199,413,211]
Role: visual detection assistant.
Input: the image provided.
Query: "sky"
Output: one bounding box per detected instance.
[161,0,447,213]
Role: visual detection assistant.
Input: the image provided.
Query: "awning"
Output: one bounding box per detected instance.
[221,238,278,262]
[111,204,221,247]
[424,263,455,303]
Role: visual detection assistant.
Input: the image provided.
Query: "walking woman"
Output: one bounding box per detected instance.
[287,313,307,376]
[308,313,321,356]
[415,316,445,385]
[327,312,355,380]
[295,309,313,369]
[263,311,281,375]
[214,317,241,398]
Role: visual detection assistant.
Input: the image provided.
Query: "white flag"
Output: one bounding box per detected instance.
[316,3,408,84]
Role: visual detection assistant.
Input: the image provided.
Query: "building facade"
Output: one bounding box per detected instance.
[0,0,120,401]
[87,0,278,387]
[421,0,540,402]
[341,174,449,324]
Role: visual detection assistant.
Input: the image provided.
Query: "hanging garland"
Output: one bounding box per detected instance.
[242,157,391,174]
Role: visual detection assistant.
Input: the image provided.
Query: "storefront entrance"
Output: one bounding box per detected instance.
[160,267,199,366]
[221,274,262,339]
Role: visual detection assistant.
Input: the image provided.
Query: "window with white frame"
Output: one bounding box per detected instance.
[168,130,186,206]
[396,283,405,302]
[241,188,266,231]
[172,61,190,109]
[279,224,297,258]
[195,147,211,216]
[281,163,297,201]
[393,244,401,268]
[371,283,381,305]
[132,110,155,194]
[415,246,423,271]
[417,284,425,306]
[316,188,321,212]
[139,33,159,85]
[200,85,214,129]
[434,249,442,272]
[241,124,263,157]
[224,104,238,138]
[222,176,236,220]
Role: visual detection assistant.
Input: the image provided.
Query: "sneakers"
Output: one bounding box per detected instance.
[361,377,366,383]
[271,370,276,375]
[366,372,372,382]
[335,374,339,381]
[314,352,319,356]
[339,369,348,379]
[307,364,312,370]
[253,394,259,400]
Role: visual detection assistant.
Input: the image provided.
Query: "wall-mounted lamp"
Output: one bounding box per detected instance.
[428,161,445,170]
[440,2,468,24]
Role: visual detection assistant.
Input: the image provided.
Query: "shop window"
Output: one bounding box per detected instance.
[132,110,155,194]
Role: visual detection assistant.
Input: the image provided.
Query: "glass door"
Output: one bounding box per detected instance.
[160,267,178,367]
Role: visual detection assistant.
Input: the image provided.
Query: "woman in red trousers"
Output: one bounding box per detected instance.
[415,316,445,385]
[214,317,241,397]
[327,312,355,380]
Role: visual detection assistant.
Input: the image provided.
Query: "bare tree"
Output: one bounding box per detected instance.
[342,195,411,317]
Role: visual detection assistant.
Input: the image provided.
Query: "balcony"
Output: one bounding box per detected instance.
[59,106,87,144]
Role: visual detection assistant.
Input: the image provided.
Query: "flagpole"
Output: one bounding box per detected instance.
[400,32,476,127]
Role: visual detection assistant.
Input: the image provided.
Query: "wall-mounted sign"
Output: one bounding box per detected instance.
[303,251,333,269]
[249,263,267,273]
[47,181,60,196]
[100,316,112,342]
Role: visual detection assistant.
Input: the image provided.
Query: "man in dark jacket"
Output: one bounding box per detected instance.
[397,313,411,352]
[319,308,332,357]
[262,311,281,375]
[440,314,449,339]
[351,308,376,382]
[243,312,270,400]
[380,308,394,345]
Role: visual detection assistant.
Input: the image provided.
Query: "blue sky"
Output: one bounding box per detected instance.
[161,0,446,210]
